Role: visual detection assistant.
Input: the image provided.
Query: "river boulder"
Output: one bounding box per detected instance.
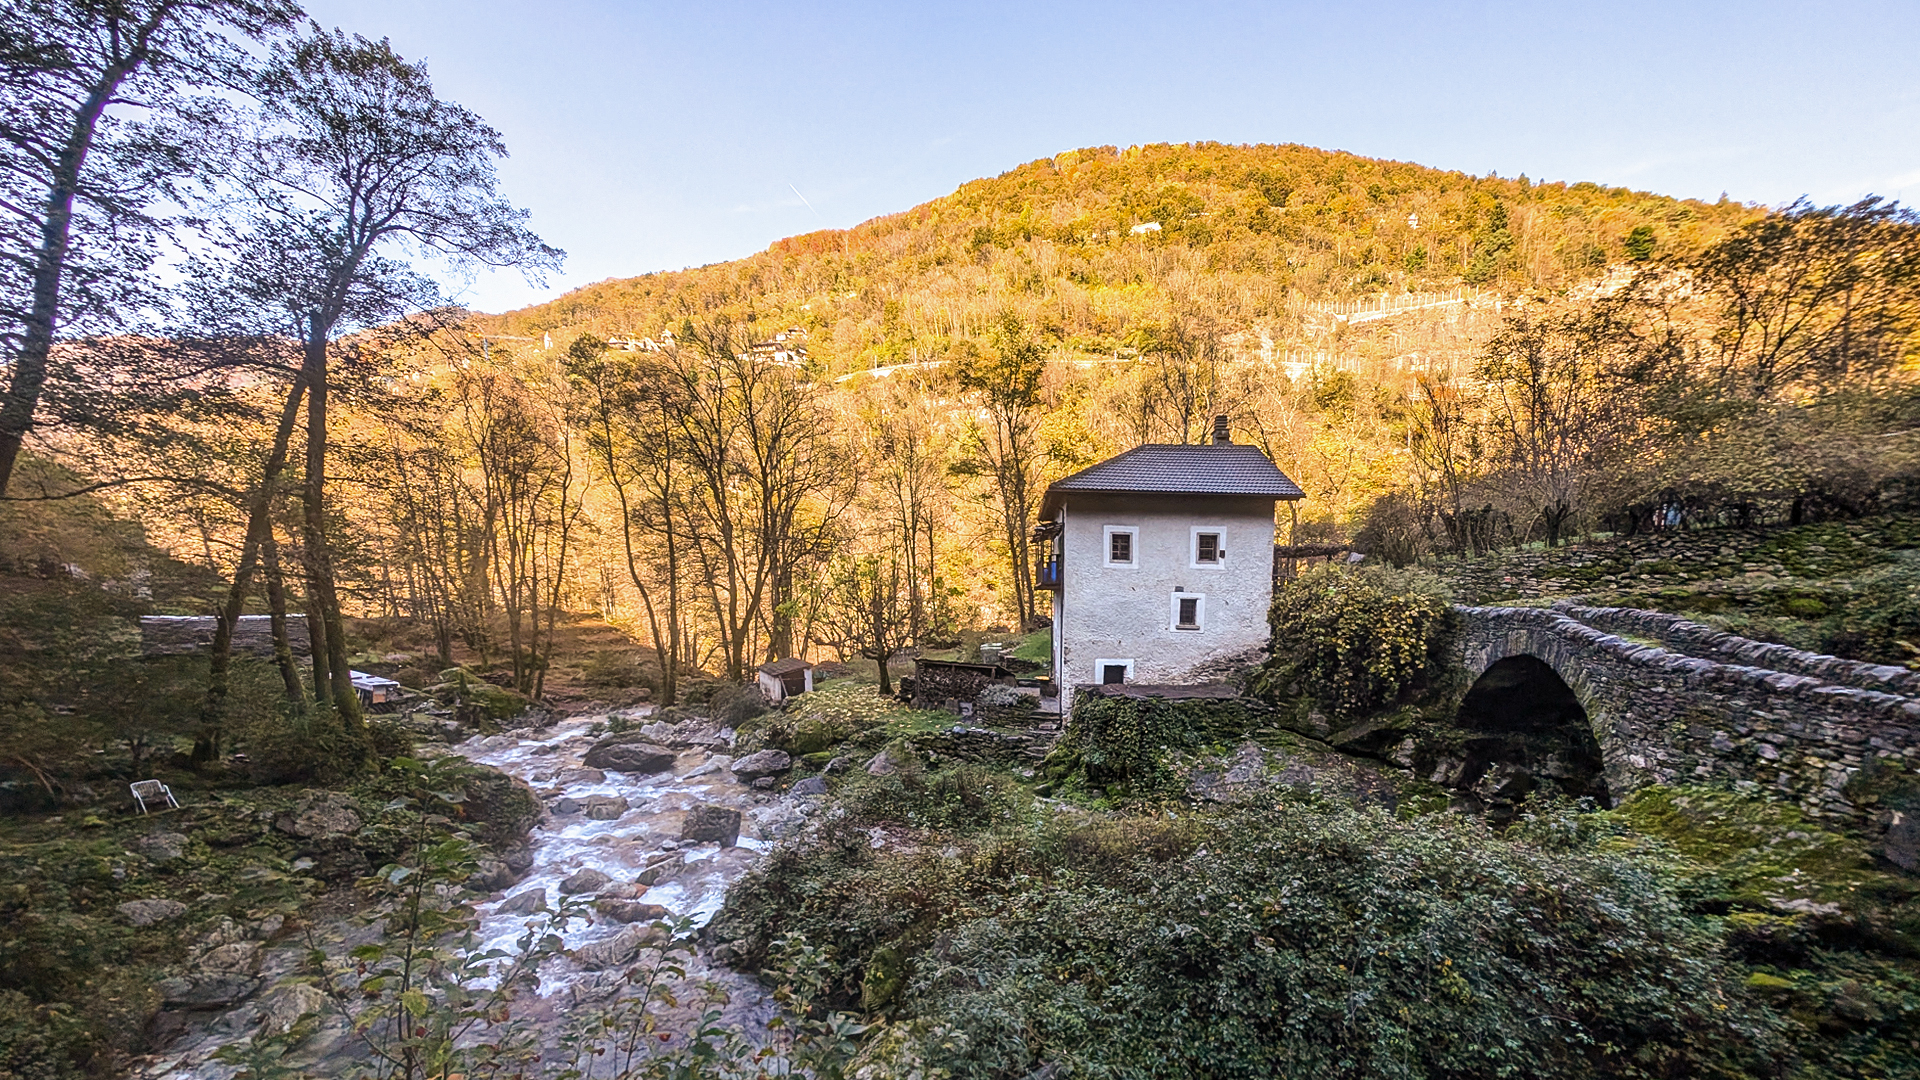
[560,867,613,894]
[582,736,676,774]
[679,805,742,847]
[573,924,666,970]
[273,792,363,841]
[729,749,792,781]
[594,899,668,923]
[583,795,629,820]
[499,888,548,914]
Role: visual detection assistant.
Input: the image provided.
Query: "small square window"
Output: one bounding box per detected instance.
[1109,532,1133,563]
[1177,597,1200,628]
[1102,664,1128,684]
[1196,533,1222,563]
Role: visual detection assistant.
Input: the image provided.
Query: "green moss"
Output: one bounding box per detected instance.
[1394,780,1454,818]
[1746,971,1794,990]
[860,944,905,1012]
[1782,596,1831,619]
[429,668,529,721]
[1604,785,1896,908]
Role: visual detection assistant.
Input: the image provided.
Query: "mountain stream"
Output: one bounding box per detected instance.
[136,706,810,1078]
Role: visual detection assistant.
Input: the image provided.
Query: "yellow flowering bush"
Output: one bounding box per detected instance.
[1257,565,1454,719]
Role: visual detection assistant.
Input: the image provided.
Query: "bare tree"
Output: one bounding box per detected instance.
[668,321,843,680]
[458,365,581,697]
[567,334,689,704]
[851,376,954,647]
[1477,304,1634,545]
[816,553,913,694]
[1129,315,1234,444]
[0,0,300,496]
[1690,197,1920,401]
[203,25,560,738]
[950,312,1048,629]
[1408,369,1491,554]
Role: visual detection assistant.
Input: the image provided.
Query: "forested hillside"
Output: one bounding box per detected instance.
[31,141,1914,694]
[490,141,1755,361]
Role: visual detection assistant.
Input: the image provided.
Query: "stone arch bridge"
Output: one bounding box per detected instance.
[1453,602,1920,826]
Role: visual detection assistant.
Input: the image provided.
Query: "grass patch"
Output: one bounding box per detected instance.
[752,682,963,761]
[1007,627,1052,668]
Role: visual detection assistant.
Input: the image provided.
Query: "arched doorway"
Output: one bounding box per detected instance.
[1454,655,1610,822]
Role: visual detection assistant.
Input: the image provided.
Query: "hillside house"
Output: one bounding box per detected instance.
[1036,417,1304,712]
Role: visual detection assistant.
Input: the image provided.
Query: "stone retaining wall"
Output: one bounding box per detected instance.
[1454,605,1920,824]
[914,724,1046,764]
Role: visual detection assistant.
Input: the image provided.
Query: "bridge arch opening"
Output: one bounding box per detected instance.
[1455,655,1610,821]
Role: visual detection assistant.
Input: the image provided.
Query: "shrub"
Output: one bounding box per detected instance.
[837,758,1031,833]
[708,681,771,727]
[906,799,1782,1079]
[231,704,359,785]
[579,651,648,689]
[717,795,1787,1079]
[1255,564,1454,719]
[367,718,416,762]
[0,989,91,1080]
[1044,692,1260,794]
[1354,489,1428,566]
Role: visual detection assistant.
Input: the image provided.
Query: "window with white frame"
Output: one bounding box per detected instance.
[1095,658,1134,684]
[1171,592,1205,631]
[1191,527,1226,568]
[1104,525,1138,567]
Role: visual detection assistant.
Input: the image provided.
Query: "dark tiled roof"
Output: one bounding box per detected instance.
[1041,444,1304,514]
[758,657,813,676]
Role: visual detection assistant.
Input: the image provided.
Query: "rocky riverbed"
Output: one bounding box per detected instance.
[132,706,819,1079]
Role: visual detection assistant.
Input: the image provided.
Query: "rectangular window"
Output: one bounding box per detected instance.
[1104,526,1138,567]
[1170,592,1206,631]
[1196,532,1221,563]
[1102,664,1128,684]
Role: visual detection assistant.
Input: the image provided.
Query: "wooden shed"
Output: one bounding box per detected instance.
[757,657,814,704]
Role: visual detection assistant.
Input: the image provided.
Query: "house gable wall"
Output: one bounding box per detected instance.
[1053,493,1276,710]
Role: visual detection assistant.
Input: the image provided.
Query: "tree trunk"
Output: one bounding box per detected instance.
[198,374,307,759]
[298,325,362,735]
[305,588,331,708]
[769,563,794,659]
[262,526,304,700]
[0,36,150,497]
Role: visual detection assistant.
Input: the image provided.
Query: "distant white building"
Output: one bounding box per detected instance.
[1036,417,1304,712]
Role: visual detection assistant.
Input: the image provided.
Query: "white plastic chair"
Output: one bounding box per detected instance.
[129,780,179,814]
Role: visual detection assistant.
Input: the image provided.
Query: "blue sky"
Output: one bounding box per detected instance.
[304,0,1920,314]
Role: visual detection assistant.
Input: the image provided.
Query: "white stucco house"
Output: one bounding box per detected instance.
[1036,417,1304,712]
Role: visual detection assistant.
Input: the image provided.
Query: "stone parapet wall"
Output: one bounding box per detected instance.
[1454,605,1920,824]
[1554,602,1920,697]
[140,615,310,658]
